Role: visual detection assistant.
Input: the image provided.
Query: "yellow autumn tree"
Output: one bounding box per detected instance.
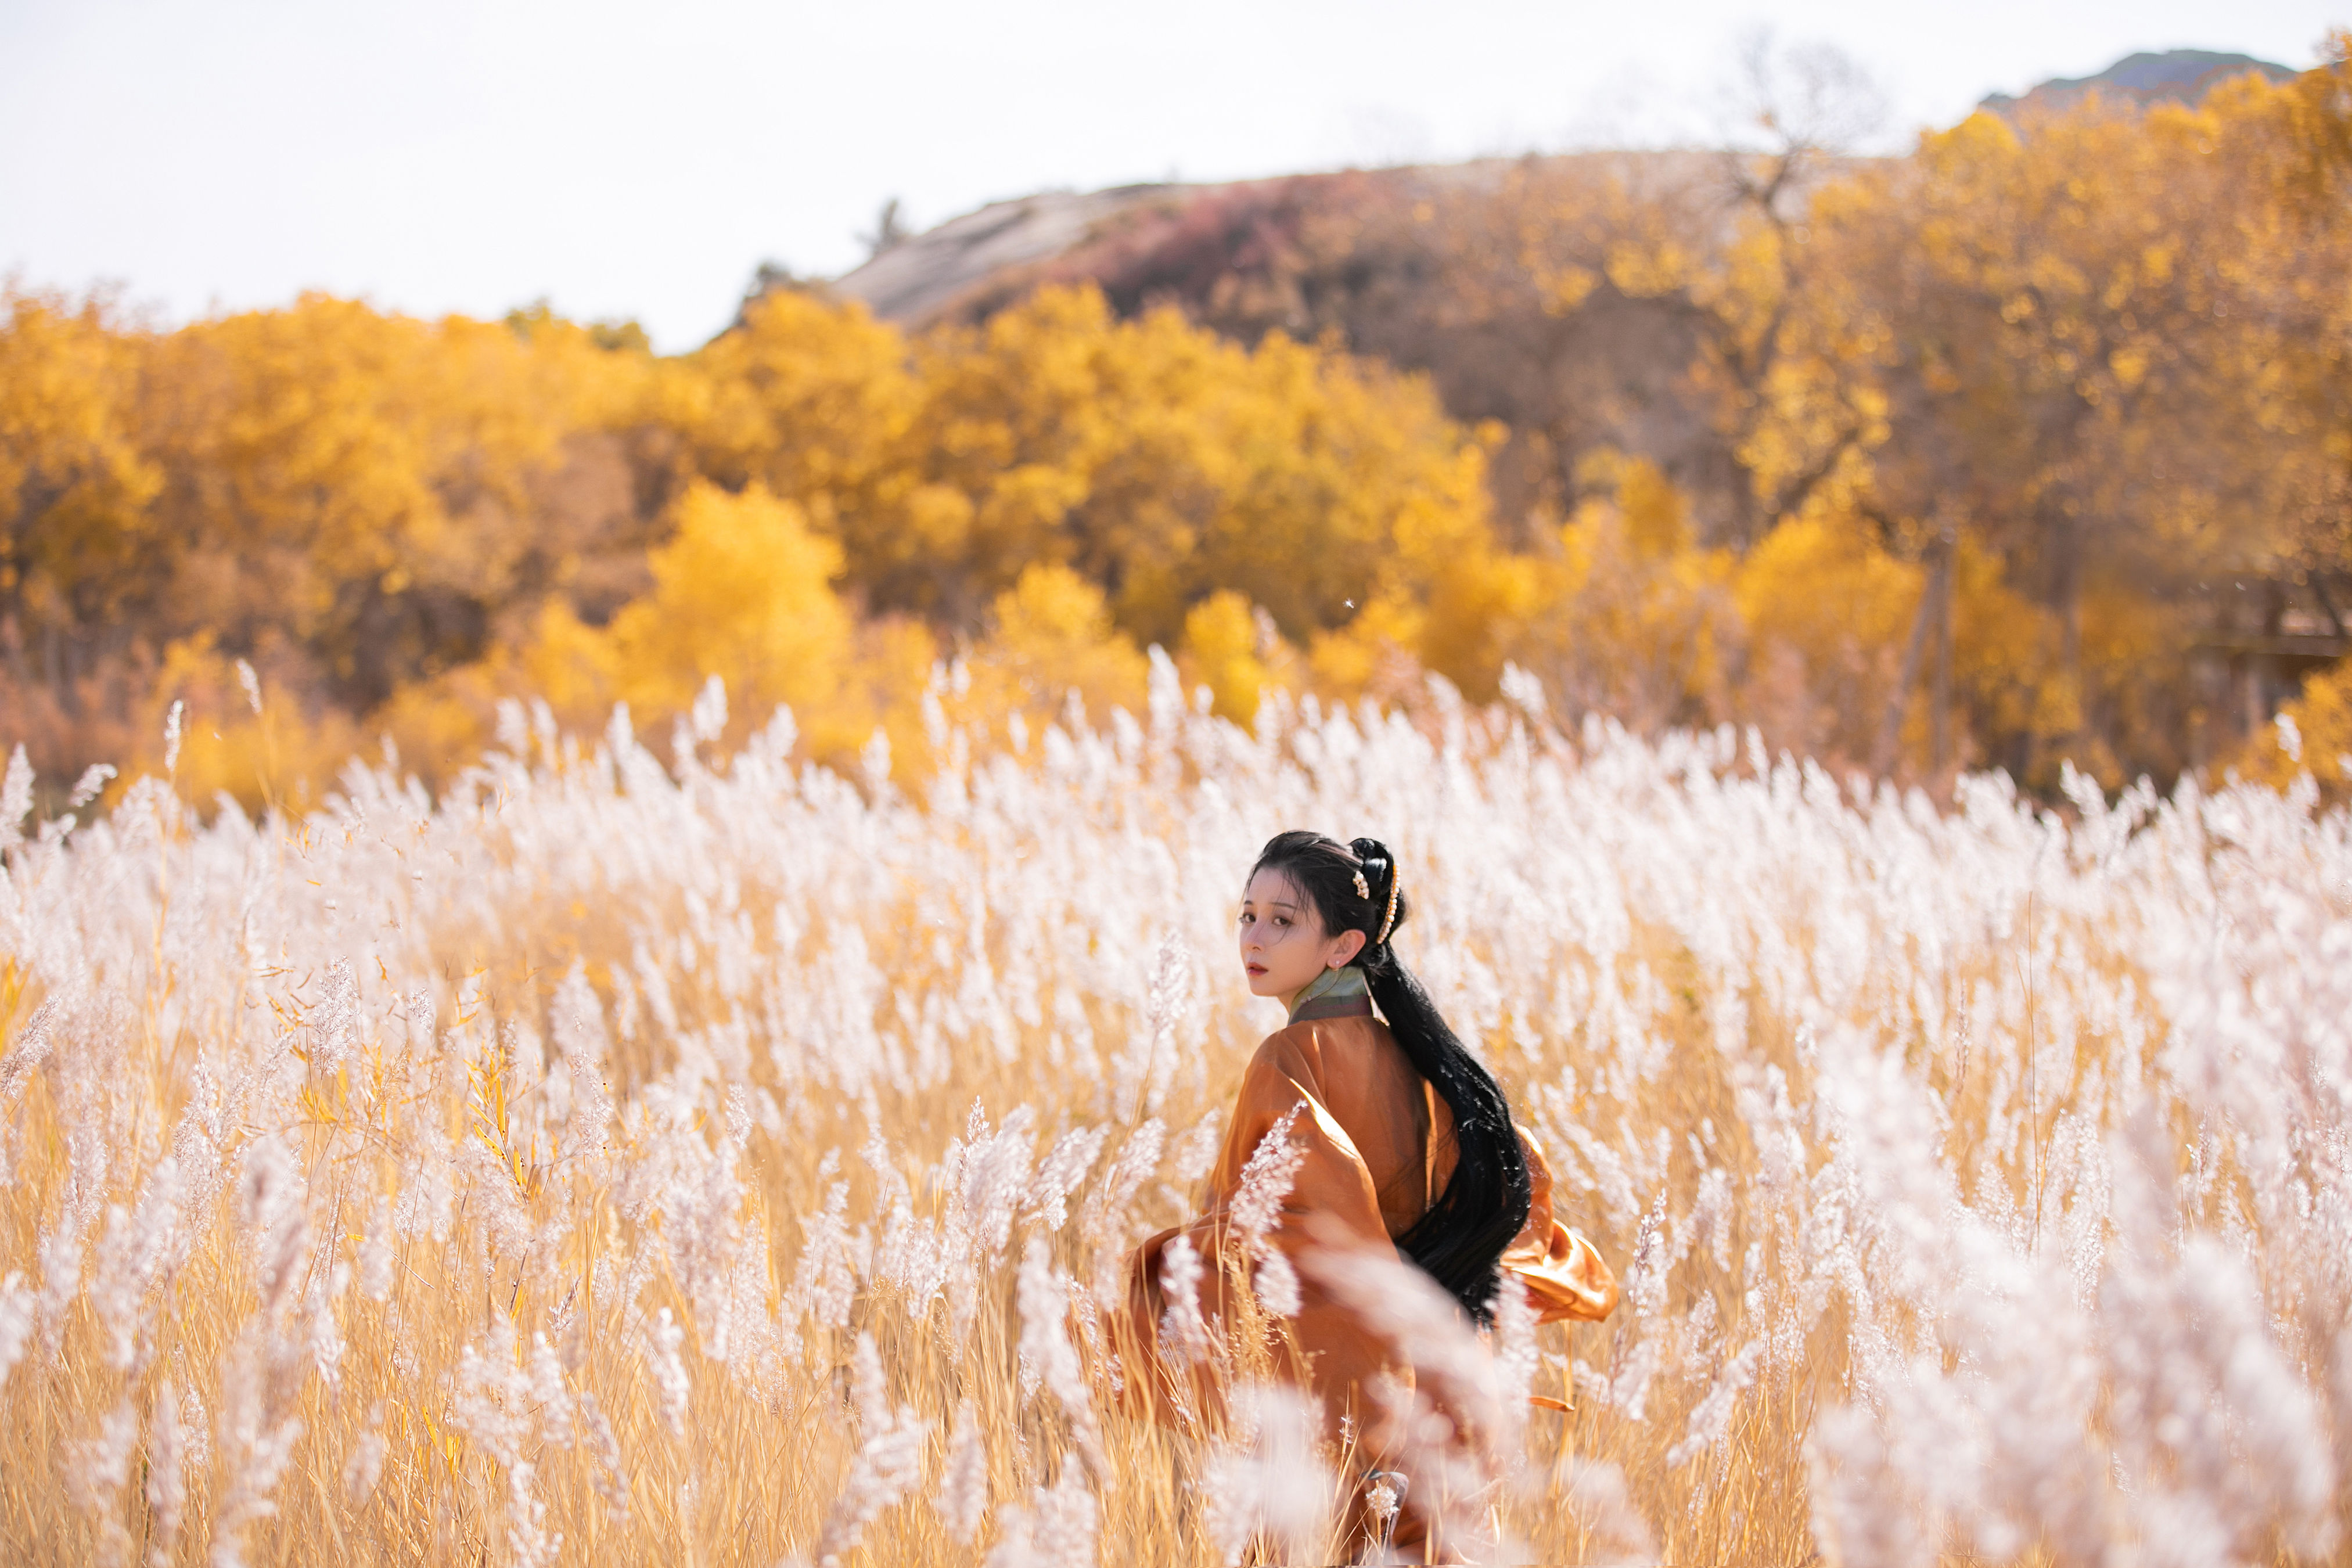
[678,287,918,532]
[501,480,865,755]
[958,563,1149,733]
[1176,591,1301,727]
[1499,455,1737,731]
[886,286,1514,697]
[0,288,166,782]
[2242,661,2352,792]
[1760,62,2352,783]
[142,297,651,702]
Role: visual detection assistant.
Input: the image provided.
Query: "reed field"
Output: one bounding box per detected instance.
[1,661,2347,1566]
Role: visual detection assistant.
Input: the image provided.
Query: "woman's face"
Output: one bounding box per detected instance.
[1238,867,1365,1002]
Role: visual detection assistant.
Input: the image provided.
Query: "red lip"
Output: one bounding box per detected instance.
[1246,963,1267,976]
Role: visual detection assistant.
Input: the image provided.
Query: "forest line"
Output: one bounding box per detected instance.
[2,48,2349,809]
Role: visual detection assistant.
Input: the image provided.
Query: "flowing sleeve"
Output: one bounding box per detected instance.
[1109,1030,1396,1431]
[1499,1127,1618,1324]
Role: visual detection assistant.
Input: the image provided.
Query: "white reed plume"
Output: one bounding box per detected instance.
[0,1272,33,1391]
[343,1399,388,1506]
[983,1504,1035,1568]
[454,1314,565,1568]
[950,1105,1038,1262]
[551,962,617,1167]
[527,1332,575,1448]
[787,1178,860,1335]
[1186,1102,1311,1323]
[357,1196,395,1303]
[90,1155,183,1372]
[1030,1469,1100,1568]
[2098,1119,2339,1563]
[1155,1231,1211,1365]
[210,1321,307,1568]
[1015,1236,1106,1476]
[0,745,31,851]
[1300,1235,1511,1551]
[65,1396,139,1516]
[1227,1100,1306,1251]
[1555,1458,1661,1568]
[1301,1236,1504,1445]
[576,1390,632,1526]
[1576,1336,1657,1423]
[1251,1248,1302,1321]
[1487,1272,1541,1475]
[0,998,53,1109]
[454,1314,530,1467]
[1117,930,1194,1118]
[1199,1381,1335,1565]
[813,1332,932,1565]
[177,1380,210,1475]
[1081,1117,1164,1303]
[1624,1186,1669,1322]
[238,1132,308,1321]
[645,1306,691,1438]
[1028,1125,1110,1233]
[937,1398,990,1544]
[35,1224,85,1364]
[69,763,117,810]
[691,672,728,746]
[163,700,184,775]
[985,1468,1099,1568]
[503,1462,560,1568]
[146,1378,188,1568]
[1665,1339,1760,1469]
[310,958,361,1078]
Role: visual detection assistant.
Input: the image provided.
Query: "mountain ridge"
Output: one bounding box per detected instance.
[1980,47,2295,116]
[825,49,2297,333]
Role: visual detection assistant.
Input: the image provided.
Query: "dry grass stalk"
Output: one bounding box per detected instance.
[0,671,2346,1566]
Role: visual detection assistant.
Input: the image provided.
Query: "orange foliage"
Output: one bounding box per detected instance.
[4,55,2350,808]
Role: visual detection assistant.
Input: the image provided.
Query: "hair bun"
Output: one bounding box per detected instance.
[1350,837,1402,947]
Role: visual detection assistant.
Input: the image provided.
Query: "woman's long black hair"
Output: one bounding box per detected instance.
[1250,829,1531,1322]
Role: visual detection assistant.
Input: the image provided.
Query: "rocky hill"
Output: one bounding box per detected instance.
[801,47,2314,557]
[826,153,1736,335]
[824,51,2293,338]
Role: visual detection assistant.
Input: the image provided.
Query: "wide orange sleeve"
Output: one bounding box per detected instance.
[1499,1127,1617,1323]
[1113,1033,1400,1438]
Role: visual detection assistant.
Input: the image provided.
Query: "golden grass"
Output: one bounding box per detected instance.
[0,693,2345,1566]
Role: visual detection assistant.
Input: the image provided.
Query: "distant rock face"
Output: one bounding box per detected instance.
[1980,48,2295,117]
[824,154,1750,333]
[832,185,1195,327]
[823,52,2301,335]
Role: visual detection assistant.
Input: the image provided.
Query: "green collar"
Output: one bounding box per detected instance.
[1288,965,1374,1024]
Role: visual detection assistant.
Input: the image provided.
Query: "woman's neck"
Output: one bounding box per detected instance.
[1286,965,1373,1023]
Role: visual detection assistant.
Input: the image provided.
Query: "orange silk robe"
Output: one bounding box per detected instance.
[1113,1012,1616,1452]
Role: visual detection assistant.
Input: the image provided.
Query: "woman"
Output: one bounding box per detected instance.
[1112,830,1616,1559]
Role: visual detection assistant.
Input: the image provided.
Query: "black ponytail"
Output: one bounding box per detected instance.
[1249,830,1533,1322]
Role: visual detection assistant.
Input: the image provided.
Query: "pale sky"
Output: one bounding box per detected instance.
[2,0,2342,351]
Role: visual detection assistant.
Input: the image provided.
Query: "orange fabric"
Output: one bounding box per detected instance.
[1110,1013,1617,1456]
